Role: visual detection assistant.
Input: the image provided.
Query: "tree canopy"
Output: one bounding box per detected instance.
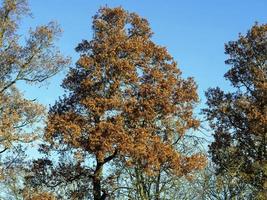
[0,1,265,199]
[204,23,267,199]
[0,0,70,198]
[26,7,206,199]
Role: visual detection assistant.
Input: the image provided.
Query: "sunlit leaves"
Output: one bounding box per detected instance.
[39,6,206,199]
[0,0,70,198]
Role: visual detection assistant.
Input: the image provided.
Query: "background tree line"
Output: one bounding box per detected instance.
[0,0,266,199]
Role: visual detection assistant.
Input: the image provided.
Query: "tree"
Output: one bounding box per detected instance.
[27,7,206,199]
[187,162,253,200]
[204,23,267,199]
[0,0,70,197]
[113,128,208,200]
[23,190,57,200]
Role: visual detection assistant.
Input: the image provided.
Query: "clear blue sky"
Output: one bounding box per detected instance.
[18,0,267,110]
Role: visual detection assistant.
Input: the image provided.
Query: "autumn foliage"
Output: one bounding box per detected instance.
[0,0,69,192]
[2,0,265,199]
[35,7,206,199]
[204,23,267,199]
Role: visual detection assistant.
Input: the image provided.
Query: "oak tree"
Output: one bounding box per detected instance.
[28,7,206,199]
[204,23,267,199]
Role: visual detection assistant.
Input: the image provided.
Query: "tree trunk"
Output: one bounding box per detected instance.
[135,167,149,200]
[92,151,117,200]
[155,169,161,200]
[93,174,102,200]
[93,158,103,200]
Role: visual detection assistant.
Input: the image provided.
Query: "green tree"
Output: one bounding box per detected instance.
[204,23,267,199]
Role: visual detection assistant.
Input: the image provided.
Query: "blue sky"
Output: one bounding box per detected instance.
[18,0,267,110]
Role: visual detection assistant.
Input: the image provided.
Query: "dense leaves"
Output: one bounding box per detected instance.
[27,7,206,199]
[204,23,267,199]
[2,1,265,199]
